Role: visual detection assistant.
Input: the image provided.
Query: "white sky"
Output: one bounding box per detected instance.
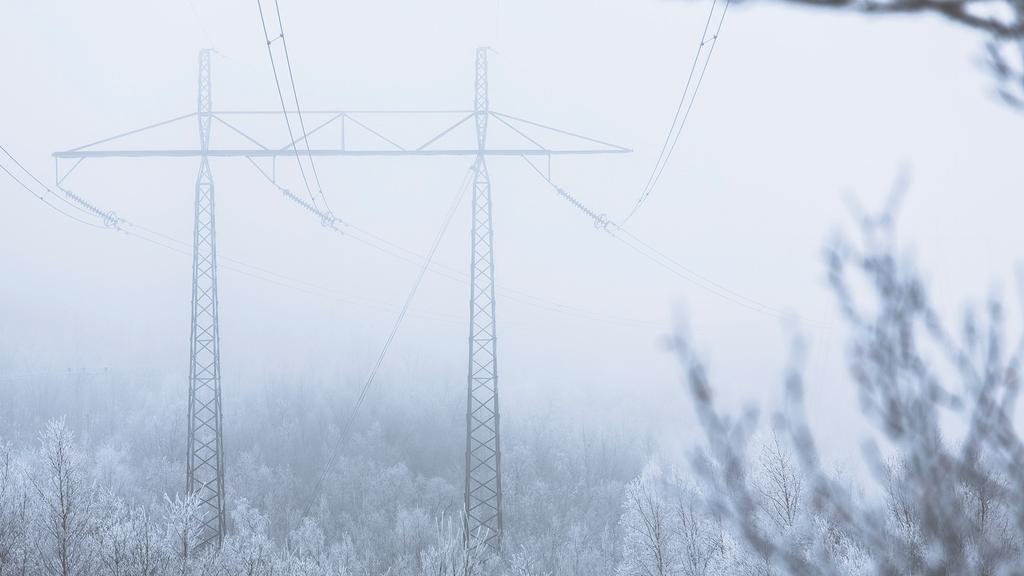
[1,0,1022,466]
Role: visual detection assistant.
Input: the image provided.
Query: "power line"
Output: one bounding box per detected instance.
[256,0,332,216]
[121,221,464,324]
[633,0,717,214]
[2,145,54,194]
[612,226,793,319]
[245,155,664,328]
[271,0,329,207]
[300,165,474,518]
[186,0,214,48]
[2,144,112,222]
[1,146,110,229]
[127,204,662,329]
[2,145,459,325]
[521,156,823,325]
[2,163,105,229]
[40,46,633,546]
[10,145,660,331]
[10,142,665,334]
[646,0,730,200]
[623,0,730,224]
[8,150,665,332]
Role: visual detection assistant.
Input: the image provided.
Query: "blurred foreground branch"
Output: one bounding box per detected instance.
[674,197,1024,573]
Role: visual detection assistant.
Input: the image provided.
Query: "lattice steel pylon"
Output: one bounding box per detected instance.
[185,48,227,550]
[464,47,502,552]
[52,47,631,555]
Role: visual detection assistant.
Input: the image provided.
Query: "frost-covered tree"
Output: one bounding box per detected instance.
[419,513,494,576]
[617,478,676,576]
[0,438,29,575]
[162,492,204,575]
[0,360,642,576]
[223,499,275,576]
[28,418,94,576]
[673,492,724,576]
[92,492,165,576]
[615,471,735,576]
[285,517,329,573]
[755,434,802,533]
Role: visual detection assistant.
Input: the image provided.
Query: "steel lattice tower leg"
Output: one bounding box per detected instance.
[185,48,226,550]
[464,47,502,552]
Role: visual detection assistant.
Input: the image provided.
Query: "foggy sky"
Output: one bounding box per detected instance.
[2,0,1022,467]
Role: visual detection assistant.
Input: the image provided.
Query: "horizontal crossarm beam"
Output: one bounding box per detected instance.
[54,148,629,159]
[53,110,632,159]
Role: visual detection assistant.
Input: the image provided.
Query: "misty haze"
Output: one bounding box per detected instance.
[2,0,1023,574]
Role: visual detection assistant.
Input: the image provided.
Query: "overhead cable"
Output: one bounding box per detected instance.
[300,164,475,518]
[256,0,334,217]
[623,0,730,223]
[521,156,818,325]
[1,144,114,228]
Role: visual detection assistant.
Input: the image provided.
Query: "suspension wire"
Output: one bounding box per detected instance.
[1,146,458,325]
[127,204,657,330]
[2,162,107,229]
[271,0,330,209]
[623,0,730,224]
[6,151,664,330]
[338,221,662,327]
[186,0,214,49]
[645,0,730,200]
[243,156,664,328]
[122,223,464,324]
[256,0,329,215]
[246,155,471,274]
[0,166,413,319]
[300,165,475,519]
[521,156,823,325]
[634,0,717,211]
[249,154,485,277]
[2,145,57,195]
[12,158,651,330]
[5,162,461,324]
[2,144,116,224]
[1,146,112,229]
[612,227,791,318]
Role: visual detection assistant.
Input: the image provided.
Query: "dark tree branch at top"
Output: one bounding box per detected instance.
[773,0,1024,37]
[713,0,1024,108]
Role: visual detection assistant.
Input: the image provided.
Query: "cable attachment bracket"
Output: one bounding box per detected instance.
[280,187,342,233]
[104,211,122,230]
[320,209,340,231]
[554,184,616,234]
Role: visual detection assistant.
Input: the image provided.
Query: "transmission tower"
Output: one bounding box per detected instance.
[464,47,502,550]
[53,48,628,552]
[184,49,226,549]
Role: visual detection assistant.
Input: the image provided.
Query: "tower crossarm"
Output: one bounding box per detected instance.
[53,110,631,160]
